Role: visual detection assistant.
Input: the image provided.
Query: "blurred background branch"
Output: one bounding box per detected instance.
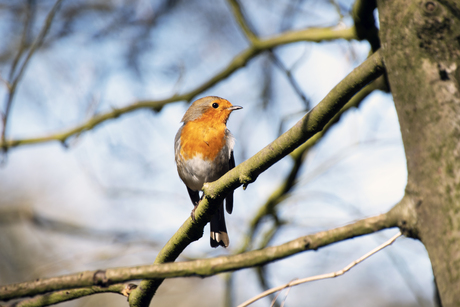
[0,206,160,247]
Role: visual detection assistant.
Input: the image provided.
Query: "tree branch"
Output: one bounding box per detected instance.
[352,0,380,51]
[7,1,34,82]
[226,0,258,43]
[0,211,399,303]
[238,74,388,253]
[5,284,134,307]
[0,25,357,150]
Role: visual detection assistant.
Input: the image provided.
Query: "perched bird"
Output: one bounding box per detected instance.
[174,96,242,247]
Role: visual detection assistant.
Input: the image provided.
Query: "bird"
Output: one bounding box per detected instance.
[174,96,242,248]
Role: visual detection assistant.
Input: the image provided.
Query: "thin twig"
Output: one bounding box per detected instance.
[329,0,344,22]
[237,231,403,307]
[8,0,35,81]
[2,0,63,148]
[226,0,258,43]
[268,50,310,109]
[269,285,283,307]
[279,283,293,307]
[257,266,280,307]
[0,73,12,91]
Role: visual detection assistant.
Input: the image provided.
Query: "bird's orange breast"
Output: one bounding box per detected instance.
[179,118,227,162]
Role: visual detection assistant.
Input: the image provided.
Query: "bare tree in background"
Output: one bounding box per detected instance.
[0,0,459,306]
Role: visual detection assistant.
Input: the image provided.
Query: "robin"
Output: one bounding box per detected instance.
[174,96,242,247]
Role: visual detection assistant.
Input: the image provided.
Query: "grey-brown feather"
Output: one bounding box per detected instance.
[181,96,224,123]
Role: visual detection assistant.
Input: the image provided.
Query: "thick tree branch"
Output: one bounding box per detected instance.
[0,26,357,150]
[238,75,388,253]
[0,211,399,303]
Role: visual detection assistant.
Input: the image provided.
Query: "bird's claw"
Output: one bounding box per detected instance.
[190,205,198,222]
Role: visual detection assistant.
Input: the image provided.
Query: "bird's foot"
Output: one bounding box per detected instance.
[190,204,198,222]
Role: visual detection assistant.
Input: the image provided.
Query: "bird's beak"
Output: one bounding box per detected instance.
[227,105,243,111]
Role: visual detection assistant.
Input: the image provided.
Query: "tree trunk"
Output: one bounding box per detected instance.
[378,0,460,305]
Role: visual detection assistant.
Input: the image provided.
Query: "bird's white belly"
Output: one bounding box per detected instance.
[177,154,213,191]
[177,152,230,191]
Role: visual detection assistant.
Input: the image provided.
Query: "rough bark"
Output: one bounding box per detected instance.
[378,0,460,306]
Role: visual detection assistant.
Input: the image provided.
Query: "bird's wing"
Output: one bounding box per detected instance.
[225,150,235,214]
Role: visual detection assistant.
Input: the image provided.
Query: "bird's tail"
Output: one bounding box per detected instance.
[210,202,229,248]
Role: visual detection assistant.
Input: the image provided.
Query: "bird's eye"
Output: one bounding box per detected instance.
[212,102,219,109]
